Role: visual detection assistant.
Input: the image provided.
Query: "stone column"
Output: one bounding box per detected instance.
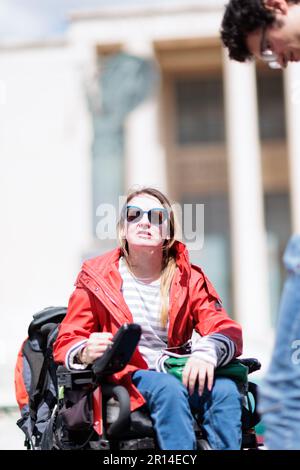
[223,55,272,365]
[124,41,168,194]
[284,65,300,234]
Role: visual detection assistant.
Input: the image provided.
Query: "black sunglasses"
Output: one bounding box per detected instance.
[126,205,168,226]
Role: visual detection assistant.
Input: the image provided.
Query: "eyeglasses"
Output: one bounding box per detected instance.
[260,26,282,69]
[126,206,168,225]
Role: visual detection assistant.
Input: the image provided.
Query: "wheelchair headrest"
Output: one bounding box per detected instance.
[28,306,67,340]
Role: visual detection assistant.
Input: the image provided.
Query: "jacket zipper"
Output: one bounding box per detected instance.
[81,267,133,323]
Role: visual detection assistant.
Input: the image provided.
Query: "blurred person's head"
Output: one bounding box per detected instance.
[221,0,300,69]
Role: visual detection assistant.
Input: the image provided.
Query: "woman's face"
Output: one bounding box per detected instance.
[123,194,170,251]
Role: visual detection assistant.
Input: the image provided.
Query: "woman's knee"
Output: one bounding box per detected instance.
[212,377,241,402]
[158,372,187,392]
[133,370,189,401]
[148,372,188,402]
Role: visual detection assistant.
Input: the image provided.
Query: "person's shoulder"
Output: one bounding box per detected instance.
[81,247,121,272]
[189,264,221,300]
[190,263,205,283]
[187,264,206,291]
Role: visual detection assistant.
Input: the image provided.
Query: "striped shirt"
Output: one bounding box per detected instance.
[191,330,236,367]
[119,257,168,368]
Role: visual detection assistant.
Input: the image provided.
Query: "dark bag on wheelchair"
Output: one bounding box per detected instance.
[15,306,96,449]
[58,390,93,431]
[15,306,67,449]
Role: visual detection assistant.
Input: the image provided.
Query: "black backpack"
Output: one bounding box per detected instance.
[15,306,67,449]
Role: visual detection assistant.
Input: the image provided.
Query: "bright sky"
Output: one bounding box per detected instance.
[0,0,181,42]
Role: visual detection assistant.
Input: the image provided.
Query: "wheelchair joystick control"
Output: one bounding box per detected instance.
[92,323,142,379]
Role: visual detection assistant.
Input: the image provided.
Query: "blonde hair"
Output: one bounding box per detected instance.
[117,187,178,328]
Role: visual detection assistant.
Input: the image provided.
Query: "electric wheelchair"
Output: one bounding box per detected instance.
[42,323,262,451]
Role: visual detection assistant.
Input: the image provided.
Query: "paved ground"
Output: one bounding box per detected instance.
[0,407,266,451]
[0,408,25,450]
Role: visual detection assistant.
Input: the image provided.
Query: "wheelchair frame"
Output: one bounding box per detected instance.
[52,358,262,451]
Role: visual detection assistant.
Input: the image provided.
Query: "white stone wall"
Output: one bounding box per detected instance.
[0,42,93,405]
[69,5,222,46]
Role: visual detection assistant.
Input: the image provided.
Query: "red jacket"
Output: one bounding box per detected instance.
[53,241,242,411]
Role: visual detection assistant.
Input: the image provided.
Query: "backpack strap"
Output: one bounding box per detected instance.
[29,325,59,423]
[29,348,52,421]
[21,341,45,448]
[21,324,60,448]
[22,341,44,397]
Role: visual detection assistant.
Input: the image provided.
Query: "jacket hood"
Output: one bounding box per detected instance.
[81,240,191,288]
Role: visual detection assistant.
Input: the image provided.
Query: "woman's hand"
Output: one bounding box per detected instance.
[182,356,215,396]
[80,332,113,365]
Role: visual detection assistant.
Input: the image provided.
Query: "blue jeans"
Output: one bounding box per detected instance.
[258,235,300,449]
[132,369,242,450]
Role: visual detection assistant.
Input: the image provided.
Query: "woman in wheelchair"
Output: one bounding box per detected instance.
[53,187,243,450]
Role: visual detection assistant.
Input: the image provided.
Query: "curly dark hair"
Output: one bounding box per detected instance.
[220,0,278,62]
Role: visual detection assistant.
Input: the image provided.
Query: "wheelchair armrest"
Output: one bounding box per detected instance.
[102,384,131,437]
[239,358,261,374]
